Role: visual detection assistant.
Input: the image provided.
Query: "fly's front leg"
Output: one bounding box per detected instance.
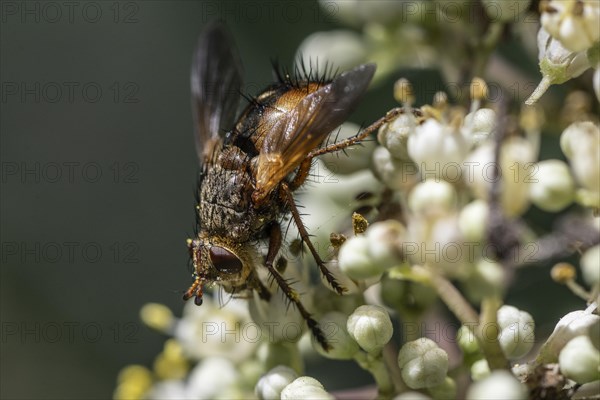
[280,183,346,295]
[308,107,411,159]
[263,222,330,351]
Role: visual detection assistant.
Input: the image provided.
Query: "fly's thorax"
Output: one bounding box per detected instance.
[234,82,323,153]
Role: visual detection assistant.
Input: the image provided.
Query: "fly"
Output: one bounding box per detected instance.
[183,22,402,350]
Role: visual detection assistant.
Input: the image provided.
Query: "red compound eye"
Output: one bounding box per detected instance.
[209,246,242,274]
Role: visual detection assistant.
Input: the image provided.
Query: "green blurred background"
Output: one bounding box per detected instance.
[0,1,587,398]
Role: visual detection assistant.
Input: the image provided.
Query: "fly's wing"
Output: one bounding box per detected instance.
[254,63,375,201]
[191,22,243,165]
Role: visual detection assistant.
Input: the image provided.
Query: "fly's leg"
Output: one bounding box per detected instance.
[247,270,272,301]
[286,108,406,190]
[264,221,330,351]
[307,107,410,160]
[280,182,346,295]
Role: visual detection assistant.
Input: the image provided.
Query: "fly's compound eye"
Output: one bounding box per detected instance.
[209,246,243,274]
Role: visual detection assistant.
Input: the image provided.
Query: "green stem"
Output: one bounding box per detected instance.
[473,21,505,77]
[354,352,395,399]
[425,268,508,370]
[477,297,509,370]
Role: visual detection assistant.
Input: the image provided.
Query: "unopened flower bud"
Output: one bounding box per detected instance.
[464,108,496,146]
[497,305,535,360]
[408,180,457,218]
[466,370,528,400]
[281,376,334,400]
[347,305,393,354]
[366,220,406,269]
[530,159,575,212]
[296,30,367,73]
[338,235,383,280]
[407,119,470,181]
[581,245,600,286]
[458,199,489,242]
[427,376,457,400]
[378,113,416,160]
[538,309,600,363]
[558,336,600,384]
[256,366,298,400]
[471,359,491,381]
[560,121,600,203]
[372,146,419,190]
[398,338,449,389]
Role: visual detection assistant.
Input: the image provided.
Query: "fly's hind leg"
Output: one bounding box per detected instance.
[280,182,346,295]
[264,221,331,351]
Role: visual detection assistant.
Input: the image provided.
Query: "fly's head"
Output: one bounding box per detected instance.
[183,236,255,306]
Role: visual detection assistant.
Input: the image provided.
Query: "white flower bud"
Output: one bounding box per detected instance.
[393,392,432,400]
[296,30,367,73]
[462,259,505,303]
[186,357,238,399]
[560,121,600,201]
[281,376,334,400]
[457,325,480,355]
[366,220,406,269]
[320,122,375,175]
[466,370,527,400]
[471,359,491,381]
[581,245,600,286]
[525,27,591,105]
[538,309,600,363]
[529,159,575,211]
[318,0,405,26]
[408,180,457,218]
[256,366,298,400]
[427,376,457,400]
[464,138,535,217]
[338,235,384,280]
[372,146,419,190]
[541,0,600,52]
[398,338,449,389]
[407,119,470,181]
[458,199,489,242]
[312,312,360,359]
[463,108,496,147]
[378,113,417,160]
[481,0,531,22]
[347,305,393,354]
[175,298,255,362]
[558,336,600,384]
[497,305,535,360]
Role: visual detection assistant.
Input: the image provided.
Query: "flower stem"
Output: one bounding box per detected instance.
[474,21,505,77]
[423,267,508,370]
[354,352,395,399]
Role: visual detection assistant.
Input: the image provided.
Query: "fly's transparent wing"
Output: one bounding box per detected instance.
[191,22,243,165]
